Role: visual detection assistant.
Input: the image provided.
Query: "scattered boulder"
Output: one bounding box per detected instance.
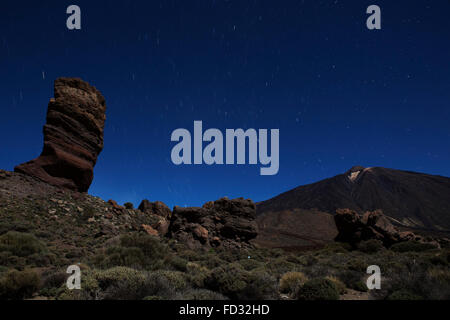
[138,200,172,219]
[334,208,422,247]
[153,219,170,236]
[169,197,258,249]
[15,78,106,192]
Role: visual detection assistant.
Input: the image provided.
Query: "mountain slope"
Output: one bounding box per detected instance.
[255,166,450,248]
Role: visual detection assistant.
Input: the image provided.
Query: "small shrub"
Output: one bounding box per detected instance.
[99,246,147,268]
[94,233,167,269]
[390,241,437,253]
[238,258,261,271]
[294,278,339,300]
[205,263,247,299]
[358,239,384,254]
[0,232,45,257]
[154,270,187,291]
[42,270,67,289]
[387,290,423,300]
[142,271,176,299]
[186,262,211,288]
[326,276,347,295]
[279,272,308,294]
[352,280,368,292]
[347,258,367,272]
[124,203,134,210]
[179,289,227,300]
[170,256,188,272]
[0,269,40,299]
[120,233,166,259]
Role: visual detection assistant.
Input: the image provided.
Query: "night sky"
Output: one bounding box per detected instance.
[1,1,449,208]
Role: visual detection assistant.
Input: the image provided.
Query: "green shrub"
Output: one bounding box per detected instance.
[352,280,368,292]
[99,246,147,268]
[94,233,167,269]
[205,263,247,299]
[279,272,308,294]
[119,233,166,259]
[244,270,278,300]
[169,256,188,272]
[186,262,211,288]
[347,258,367,272]
[178,288,227,300]
[238,258,261,271]
[205,263,277,300]
[264,257,297,276]
[387,290,423,300]
[0,231,45,257]
[294,278,339,300]
[358,239,384,254]
[124,203,134,210]
[326,276,347,295]
[154,270,187,291]
[390,241,437,253]
[0,269,40,299]
[41,270,67,289]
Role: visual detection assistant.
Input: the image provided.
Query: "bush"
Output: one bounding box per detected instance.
[41,270,67,289]
[119,233,166,259]
[358,239,384,254]
[0,269,40,299]
[326,276,347,295]
[238,258,261,271]
[124,203,134,210]
[243,270,278,300]
[0,232,45,257]
[169,256,188,272]
[186,262,211,288]
[154,270,187,291]
[390,241,437,253]
[98,246,147,268]
[387,290,423,300]
[294,278,339,301]
[94,233,167,269]
[205,263,277,300]
[279,272,308,294]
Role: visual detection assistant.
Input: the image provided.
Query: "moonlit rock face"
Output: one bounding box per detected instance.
[15,78,106,192]
[349,171,360,182]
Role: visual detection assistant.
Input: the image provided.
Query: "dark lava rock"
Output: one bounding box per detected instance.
[169,197,258,249]
[334,208,422,247]
[15,78,106,192]
[138,200,172,219]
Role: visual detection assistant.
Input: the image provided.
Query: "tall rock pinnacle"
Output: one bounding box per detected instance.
[15,78,106,192]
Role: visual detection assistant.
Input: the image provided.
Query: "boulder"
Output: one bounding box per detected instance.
[15,78,106,192]
[141,224,159,237]
[153,219,170,236]
[107,200,124,210]
[169,197,258,249]
[334,208,419,247]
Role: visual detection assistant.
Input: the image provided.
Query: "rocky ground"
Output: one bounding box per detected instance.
[0,169,449,300]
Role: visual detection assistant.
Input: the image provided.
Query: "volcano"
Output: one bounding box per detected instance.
[255,166,450,249]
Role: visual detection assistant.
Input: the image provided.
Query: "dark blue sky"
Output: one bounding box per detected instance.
[1,1,449,208]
